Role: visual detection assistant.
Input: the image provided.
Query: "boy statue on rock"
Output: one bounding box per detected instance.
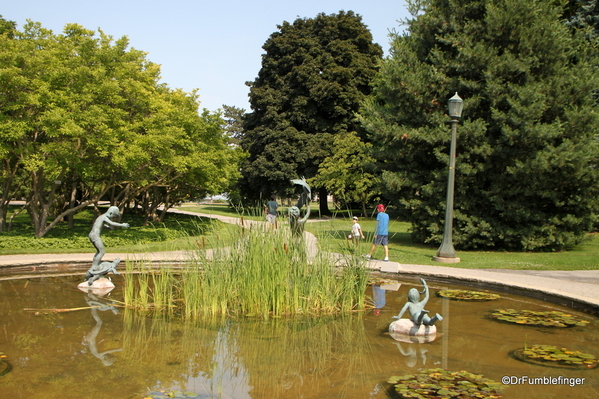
[393,278,443,326]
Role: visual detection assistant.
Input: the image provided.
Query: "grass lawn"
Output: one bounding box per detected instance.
[1,202,597,271]
[182,203,599,271]
[303,218,599,271]
[0,206,233,255]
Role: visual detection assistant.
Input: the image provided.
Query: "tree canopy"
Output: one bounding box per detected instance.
[360,0,599,251]
[0,18,239,236]
[239,11,382,211]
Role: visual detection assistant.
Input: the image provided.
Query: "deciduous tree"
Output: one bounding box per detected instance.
[240,11,382,214]
[310,132,379,216]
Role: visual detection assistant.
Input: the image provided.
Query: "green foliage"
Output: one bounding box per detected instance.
[239,11,383,200]
[489,309,590,327]
[360,0,599,250]
[387,368,505,399]
[124,223,370,318]
[510,345,599,369]
[0,207,213,253]
[437,289,500,301]
[512,344,598,369]
[310,132,380,215]
[0,20,238,236]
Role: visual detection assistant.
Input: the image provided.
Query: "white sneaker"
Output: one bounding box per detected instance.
[362,254,371,259]
[383,257,389,262]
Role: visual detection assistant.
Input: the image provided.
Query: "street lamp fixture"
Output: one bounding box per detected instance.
[448,92,464,118]
[433,92,463,264]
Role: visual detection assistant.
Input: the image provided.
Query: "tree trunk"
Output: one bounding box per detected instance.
[318,187,330,216]
[68,181,78,229]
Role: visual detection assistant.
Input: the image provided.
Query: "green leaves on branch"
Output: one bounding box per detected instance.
[240,11,382,200]
[0,18,238,236]
[360,0,599,251]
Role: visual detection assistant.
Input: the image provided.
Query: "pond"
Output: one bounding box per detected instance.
[0,271,597,399]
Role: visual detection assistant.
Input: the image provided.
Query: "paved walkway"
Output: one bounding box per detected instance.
[1,209,598,312]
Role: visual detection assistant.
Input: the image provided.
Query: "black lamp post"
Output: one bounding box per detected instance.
[433,92,463,263]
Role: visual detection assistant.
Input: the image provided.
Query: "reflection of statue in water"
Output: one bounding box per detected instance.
[288,178,311,236]
[83,292,122,366]
[393,278,443,326]
[393,342,429,368]
[85,206,129,284]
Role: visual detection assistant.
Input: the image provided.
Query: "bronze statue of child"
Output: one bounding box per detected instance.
[88,206,129,268]
[393,278,443,326]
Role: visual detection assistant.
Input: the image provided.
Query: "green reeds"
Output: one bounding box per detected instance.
[123,221,369,319]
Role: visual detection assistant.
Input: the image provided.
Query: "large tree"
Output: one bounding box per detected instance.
[360,0,599,251]
[0,21,237,235]
[240,11,382,213]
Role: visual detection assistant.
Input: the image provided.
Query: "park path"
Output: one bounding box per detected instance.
[0,207,598,310]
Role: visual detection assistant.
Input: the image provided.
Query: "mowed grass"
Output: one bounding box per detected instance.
[2,202,598,271]
[180,203,599,270]
[303,217,599,271]
[0,206,234,255]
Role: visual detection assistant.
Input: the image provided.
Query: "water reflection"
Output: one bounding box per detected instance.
[393,341,429,368]
[82,292,122,366]
[121,313,383,398]
[0,276,597,399]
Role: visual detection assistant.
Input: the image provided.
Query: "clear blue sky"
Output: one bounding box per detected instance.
[3,1,410,112]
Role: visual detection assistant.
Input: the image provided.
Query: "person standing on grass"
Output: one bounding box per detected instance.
[349,216,365,246]
[265,195,279,225]
[365,204,389,261]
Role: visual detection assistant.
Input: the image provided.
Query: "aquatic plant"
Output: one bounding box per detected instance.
[511,344,597,369]
[387,368,505,398]
[489,309,590,327]
[124,223,369,319]
[437,289,499,301]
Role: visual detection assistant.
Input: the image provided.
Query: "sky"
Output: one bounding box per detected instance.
[3,1,411,112]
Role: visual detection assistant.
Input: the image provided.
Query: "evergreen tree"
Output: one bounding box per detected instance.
[240,11,382,213]
[360,0,599,250]
[564,0,599,39]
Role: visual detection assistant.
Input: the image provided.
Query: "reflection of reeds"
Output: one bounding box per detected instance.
[123,223,369,319]
[121,311,381,399]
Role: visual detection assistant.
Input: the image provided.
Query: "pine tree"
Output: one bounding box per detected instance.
[361,0,599,250]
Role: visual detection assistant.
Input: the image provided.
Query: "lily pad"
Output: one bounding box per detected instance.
[387,368,505,398]
[437,289,500,301]
[489,309,589,328]
[511,345,597,369]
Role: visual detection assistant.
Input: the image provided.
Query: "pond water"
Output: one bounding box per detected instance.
[0,272,597,399]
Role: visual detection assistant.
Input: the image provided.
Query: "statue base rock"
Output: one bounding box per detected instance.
[77,277,115,295]
[389,319,437,336]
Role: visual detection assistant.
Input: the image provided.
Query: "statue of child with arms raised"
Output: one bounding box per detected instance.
[393,278,443,326]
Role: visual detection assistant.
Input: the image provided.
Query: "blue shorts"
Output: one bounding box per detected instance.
[374,235,388,245]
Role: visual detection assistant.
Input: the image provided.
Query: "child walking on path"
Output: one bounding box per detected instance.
[365,204,389,261]
[349,216,365,246]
